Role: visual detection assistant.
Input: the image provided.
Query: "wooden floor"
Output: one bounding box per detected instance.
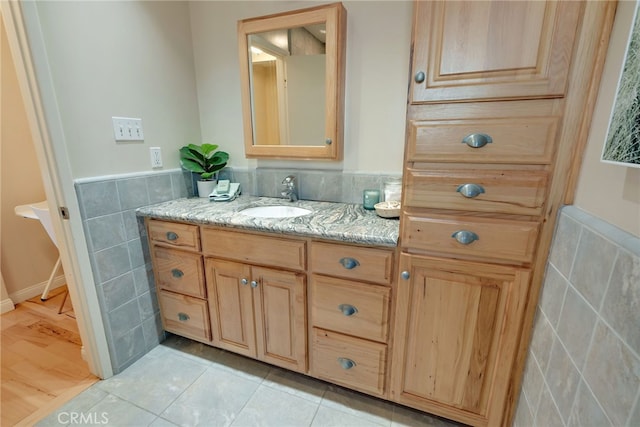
[1,287,98,426]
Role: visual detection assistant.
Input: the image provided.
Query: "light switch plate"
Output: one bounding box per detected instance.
[112,117,144,141]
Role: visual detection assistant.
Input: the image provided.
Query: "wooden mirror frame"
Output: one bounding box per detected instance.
[238,2,346,160]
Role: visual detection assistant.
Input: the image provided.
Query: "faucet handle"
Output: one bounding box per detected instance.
[282,175,296,185]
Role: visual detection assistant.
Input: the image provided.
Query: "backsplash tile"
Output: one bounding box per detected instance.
[77,180,121,219]
[548,214,581,278]
[570,228,617,309]
[117,177,149,210]
[584,320,639,427]
[601,250,640,355]
[516,205,640,427]
[555,287,597,369]
[539,265,568,328]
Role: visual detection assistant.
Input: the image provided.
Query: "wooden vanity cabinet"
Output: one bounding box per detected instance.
[147,220,211,343]
[202,228,308,373]
[309,241,394,397]
[393,1,615,426]
[410,1,581,103]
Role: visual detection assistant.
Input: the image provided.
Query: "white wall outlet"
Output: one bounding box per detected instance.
[150,147,162,168]
[112,117,144,141]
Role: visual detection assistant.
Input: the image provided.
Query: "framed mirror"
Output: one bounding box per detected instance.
[238,3,346,160]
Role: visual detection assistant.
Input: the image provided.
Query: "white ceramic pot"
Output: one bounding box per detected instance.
[196,180,216,198]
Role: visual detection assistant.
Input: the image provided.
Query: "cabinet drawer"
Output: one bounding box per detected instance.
[405,169,548,216]
[312,276,390,343]
[148,220,200,251]
[311,242,394,285]
[402,214,539,264]
[158,291,211,343]
[201,228,306,271]
[152,247,205,298]
[312,328,387,397]
[407,116,559,164]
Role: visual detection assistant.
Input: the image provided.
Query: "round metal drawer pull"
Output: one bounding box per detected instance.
[338,304,358,316]
[325,138,333,145]
[241,278,248,285]
[166,231,178,241]
[171,269,184,279]
[177,312,190,322]
[414,71,426,83]
[456,183,485,198]
[337,357,356,370]
[250,280,258,288]
[462,133,492,148]
[451,230,479,245]
[339,257,360,270]
[401,271,410,280]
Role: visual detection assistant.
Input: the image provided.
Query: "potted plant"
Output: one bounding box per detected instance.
[179,143,229,198]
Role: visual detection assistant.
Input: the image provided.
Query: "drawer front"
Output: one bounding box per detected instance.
[312,276,390,343]
[311,242,394,285]
[153,247,205,298]
[407,116,559,164]
[158,291,211,343]
[402,214,539,264]
[405,169,548,216]
[311,328,387,397]
[148,220,200,251]
[201,228,306,271]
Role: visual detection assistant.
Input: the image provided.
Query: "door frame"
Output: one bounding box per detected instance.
[2,1,113,378]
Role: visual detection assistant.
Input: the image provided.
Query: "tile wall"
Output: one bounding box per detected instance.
[514,206,640,427]
[75,167,400,373]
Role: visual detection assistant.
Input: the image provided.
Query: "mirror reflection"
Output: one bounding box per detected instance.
[249,25,326,147]
[238,2,346,160]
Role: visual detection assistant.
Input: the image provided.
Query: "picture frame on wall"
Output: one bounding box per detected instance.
[601,0,640,168]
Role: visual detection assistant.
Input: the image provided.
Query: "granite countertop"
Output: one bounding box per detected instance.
[136,196,399,247]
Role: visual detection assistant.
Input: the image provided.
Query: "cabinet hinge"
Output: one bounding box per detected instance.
[59,206,70,219]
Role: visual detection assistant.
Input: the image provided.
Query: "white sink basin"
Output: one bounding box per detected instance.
[239,205,312,218]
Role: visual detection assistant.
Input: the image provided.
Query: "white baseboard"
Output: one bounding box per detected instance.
[8,275,66,304]
[1,298,16,314]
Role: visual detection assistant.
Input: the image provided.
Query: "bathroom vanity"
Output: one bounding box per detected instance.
[138,196,398,398]
[138,0,617,425]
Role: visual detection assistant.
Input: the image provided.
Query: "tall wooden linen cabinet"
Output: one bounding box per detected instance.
[390,2,617,426]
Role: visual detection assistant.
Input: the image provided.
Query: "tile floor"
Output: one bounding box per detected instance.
[36,334,463,427]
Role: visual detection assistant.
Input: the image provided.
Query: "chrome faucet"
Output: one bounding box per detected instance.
[281,175,298,202]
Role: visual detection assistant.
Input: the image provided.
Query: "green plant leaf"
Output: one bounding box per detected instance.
[180,158,206,174]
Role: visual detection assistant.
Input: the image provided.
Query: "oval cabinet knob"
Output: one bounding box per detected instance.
[462,133,493,148]
[337,357,356,370]
[241,278,248,286]
[250,280,258,288]
[166,231,178,241]
[338,304,358,316]
[456,183,485,198]
[171,268,184,279]
[177,312,190,322]
[451,230,479,245]
[339,257,360,270]
[325,138,333,145]
[414,71,426,83]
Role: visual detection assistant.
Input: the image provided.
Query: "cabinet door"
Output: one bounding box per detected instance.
[205,259,256,358]
[390,254,530,426]
[410,1,581,103]
[252,267,307,372]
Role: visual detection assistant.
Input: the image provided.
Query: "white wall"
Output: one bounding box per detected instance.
[574,0,640,236]
[189,1,412,174]
[35,1,202,179]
